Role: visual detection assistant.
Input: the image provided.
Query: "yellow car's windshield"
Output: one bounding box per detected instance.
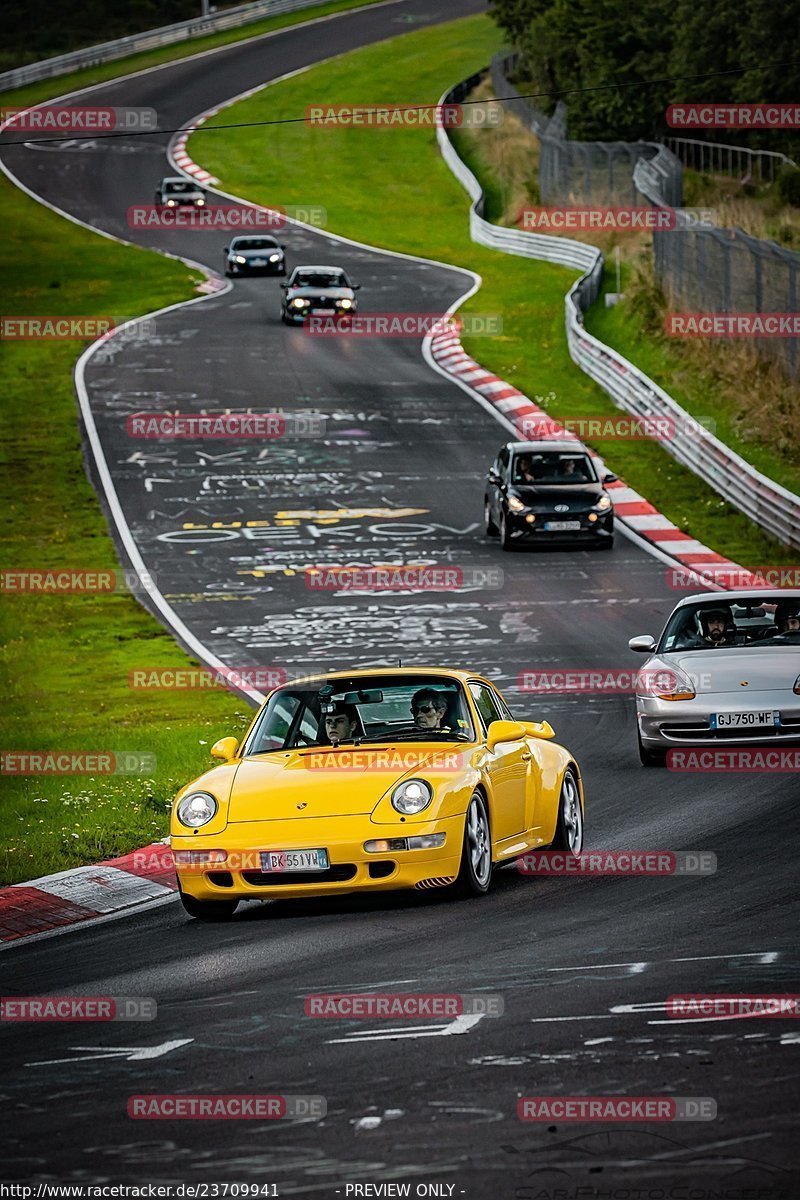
[243,675,476,753]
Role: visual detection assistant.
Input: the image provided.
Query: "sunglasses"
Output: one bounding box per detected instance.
[413,702,441,714]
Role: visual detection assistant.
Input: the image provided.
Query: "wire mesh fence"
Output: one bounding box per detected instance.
[492,52,800,380]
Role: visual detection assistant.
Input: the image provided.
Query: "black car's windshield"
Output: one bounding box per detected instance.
[232,238,277,251]
[292,271,346,289]
[660,596,800,652]
[511,452,597,484]
[164,181,196,193]
[243,675,476,753]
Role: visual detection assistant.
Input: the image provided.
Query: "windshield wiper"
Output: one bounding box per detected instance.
[386,730,472,742]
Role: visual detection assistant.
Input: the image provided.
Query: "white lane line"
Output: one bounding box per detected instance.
[547,952,780,972]
[328,1013,485,1042]
[26,1038,193,1066]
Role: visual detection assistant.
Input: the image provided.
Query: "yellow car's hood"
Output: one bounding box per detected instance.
[227,746,460,822]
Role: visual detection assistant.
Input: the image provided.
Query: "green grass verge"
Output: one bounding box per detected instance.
[0,0,384,108]
[0,156,252,888]
[0,0,391,887]
[193,13,796,569]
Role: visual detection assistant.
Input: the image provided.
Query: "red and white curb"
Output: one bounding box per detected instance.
[171,124,219,186]
[0,844,177,944]
[429,328,758,582]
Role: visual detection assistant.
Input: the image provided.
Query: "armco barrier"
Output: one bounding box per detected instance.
[0,0,363,91]
[438,73,800,552]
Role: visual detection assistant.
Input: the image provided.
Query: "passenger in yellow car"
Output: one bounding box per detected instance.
[323,703,359,744]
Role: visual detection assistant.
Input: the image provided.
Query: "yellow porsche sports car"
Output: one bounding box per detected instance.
[171,668,585,921]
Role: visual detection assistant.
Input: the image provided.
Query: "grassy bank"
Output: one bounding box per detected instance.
[0,162,253,888]
[193,13,796,567]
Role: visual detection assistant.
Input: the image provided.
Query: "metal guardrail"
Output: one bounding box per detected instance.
[665,137,796,183]
[438,73,800,552]
[0,0,348,91]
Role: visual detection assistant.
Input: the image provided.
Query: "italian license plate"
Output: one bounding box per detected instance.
[260,848,329,872]
[710,711,779,729]
[251,258,267,266]
[544,520,581,531]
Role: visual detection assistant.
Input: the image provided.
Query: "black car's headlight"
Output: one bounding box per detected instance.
[391,779,433,815]
[290,297,310,308]
[268,253,282,263]
[507,494,528,513]
[176,791,218,828]
[593,494,613,512]
[335,298,354,309]
[234,255,247,264]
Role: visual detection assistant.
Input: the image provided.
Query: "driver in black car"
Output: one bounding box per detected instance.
[323,703,359,745]
[411,688,449,731]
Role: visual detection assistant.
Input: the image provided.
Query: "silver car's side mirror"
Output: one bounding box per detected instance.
[628,634,657,654]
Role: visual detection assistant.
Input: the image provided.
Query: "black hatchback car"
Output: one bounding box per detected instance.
[484,440,616,550]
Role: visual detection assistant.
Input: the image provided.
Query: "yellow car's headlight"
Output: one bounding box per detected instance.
[391,779,432,815]
[177,791,218,828]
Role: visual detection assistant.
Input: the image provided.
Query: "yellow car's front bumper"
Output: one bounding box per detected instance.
[172,814,464,901]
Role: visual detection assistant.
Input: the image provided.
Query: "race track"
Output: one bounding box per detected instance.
[1,1,798,1192]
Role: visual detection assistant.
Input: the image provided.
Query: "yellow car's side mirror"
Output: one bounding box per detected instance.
[486,719,527,751]
[522,720,555,740]
[211,736,239,762]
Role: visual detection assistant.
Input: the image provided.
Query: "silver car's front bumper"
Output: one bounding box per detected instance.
[637,690,800,749]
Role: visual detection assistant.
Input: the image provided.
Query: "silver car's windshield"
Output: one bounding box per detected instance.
[660,596,800,652]
[243,675,475,753]
[292,272,346,289]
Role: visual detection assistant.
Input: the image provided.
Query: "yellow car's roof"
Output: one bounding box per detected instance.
[281,666,493,690]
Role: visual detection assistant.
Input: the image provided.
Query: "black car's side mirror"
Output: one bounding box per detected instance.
[603,472,618,483]
[487,470,501,485]
[223,246,229,252]
[280,283,289,289]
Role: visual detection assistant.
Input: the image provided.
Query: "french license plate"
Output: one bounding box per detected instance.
[710,710,779,729]
[251,258,267,266]
[260,848,329,872]
[544,520,581,531]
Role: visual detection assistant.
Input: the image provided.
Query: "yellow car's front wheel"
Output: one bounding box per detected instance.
[179,886,239,923]
[454,792,493,898]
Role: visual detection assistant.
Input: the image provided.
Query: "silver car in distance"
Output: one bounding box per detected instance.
[629,590,800,766]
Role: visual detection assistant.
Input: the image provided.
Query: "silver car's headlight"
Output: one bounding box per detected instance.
[290,297,310,308]
[234,255,247,264]
[269,253,282,263]
[177,791,218,828]
[391,779,433,815]
[335,297,353,309]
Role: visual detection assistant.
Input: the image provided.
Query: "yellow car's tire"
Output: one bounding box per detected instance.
[179,889,239,922]
[551,769,584,854]
[453,793,493,898]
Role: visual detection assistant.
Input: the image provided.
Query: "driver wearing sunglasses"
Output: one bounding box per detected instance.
[411,688,449,730]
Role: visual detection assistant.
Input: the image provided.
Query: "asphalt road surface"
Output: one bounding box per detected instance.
[1,1,798,1194]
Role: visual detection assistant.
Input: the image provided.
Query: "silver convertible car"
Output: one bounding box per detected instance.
[629,590,800,765]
